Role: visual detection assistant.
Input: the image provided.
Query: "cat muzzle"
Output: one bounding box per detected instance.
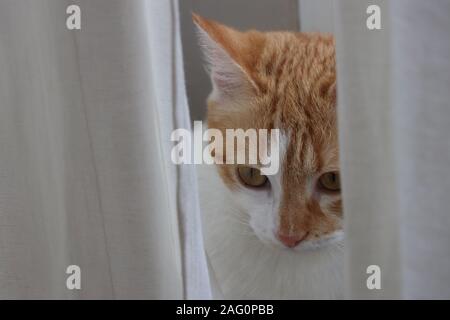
[276,231,309,248]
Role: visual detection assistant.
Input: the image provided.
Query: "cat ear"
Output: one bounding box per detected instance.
[192,14,261,101]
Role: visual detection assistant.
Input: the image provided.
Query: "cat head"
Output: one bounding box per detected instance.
[194,14,342,251]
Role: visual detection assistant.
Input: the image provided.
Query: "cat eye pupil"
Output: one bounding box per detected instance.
[318,171,341,192]
[237,166,268,188]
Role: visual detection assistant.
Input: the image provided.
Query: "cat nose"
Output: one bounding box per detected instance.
[277,231,308,248]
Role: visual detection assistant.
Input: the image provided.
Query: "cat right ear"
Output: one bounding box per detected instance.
[192,14,260,102]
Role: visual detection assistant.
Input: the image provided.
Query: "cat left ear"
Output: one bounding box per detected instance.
[193,14,263,101]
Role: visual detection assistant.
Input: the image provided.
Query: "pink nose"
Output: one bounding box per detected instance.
[277,231,308,248]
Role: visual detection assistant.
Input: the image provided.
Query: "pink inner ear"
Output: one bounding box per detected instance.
[195,21,255,98]
[212,69,243,96]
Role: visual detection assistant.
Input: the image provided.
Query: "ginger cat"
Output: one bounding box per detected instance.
[194,14,343,299]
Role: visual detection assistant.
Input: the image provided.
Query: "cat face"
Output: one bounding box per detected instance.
[194,14,343,251]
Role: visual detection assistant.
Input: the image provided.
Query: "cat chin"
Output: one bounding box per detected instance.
[253,230,344,253]
[197,164,345,299]
[291,230,345,252]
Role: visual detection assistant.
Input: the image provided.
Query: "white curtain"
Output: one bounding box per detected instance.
[2,0,450,300]
[334,0,450,299]
[0,0,210,299]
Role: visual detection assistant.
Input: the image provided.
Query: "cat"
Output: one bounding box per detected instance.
[193,14,344,299]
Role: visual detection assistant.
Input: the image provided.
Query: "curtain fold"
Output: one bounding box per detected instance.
[0,0,210,299]
[390,0,450,299]
[2,0,450,300]
[335,0,450,299]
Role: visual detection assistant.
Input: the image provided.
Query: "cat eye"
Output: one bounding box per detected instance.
[237,166,268,188]
[318,171,341,192]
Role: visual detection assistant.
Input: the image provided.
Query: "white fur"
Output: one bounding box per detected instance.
[197,143,344,299]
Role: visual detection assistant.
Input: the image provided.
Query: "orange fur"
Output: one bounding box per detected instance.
[194,14,341,245]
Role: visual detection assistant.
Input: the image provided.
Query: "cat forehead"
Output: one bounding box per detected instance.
[205,29,338,172]
[208,32,337,128]
[255,33,336,124]
[282,128,339,176]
